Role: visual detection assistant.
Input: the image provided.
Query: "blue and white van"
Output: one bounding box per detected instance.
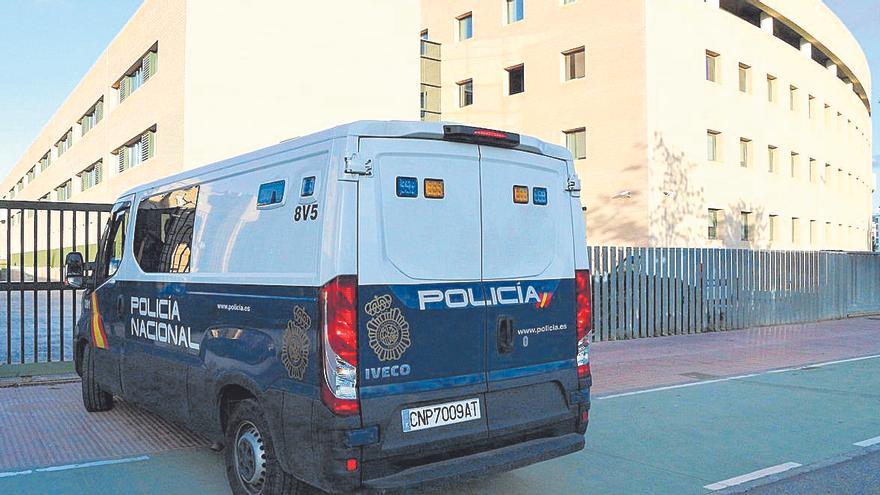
[66,121,593,494]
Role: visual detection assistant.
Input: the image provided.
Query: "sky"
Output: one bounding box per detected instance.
[0,1,877,201]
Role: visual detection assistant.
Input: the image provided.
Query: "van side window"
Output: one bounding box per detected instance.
[96,204,129,283]
[257,180,286,207]
[132,186,199,273]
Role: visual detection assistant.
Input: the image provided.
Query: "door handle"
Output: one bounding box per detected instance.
[116,295,125,318]
[496,316,514,354]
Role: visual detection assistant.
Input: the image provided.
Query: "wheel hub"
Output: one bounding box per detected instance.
[234,421,266,493]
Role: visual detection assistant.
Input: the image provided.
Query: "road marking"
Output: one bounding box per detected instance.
[854,435,880,447]
[704,462,802,491]
[598,354,880,400]
[0,455,150,478]
[0,469,32,479]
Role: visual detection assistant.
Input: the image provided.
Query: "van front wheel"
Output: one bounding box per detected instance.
[224,399,305,495]
[81,345,113,412]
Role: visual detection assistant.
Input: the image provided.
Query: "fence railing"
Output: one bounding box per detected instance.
[589,246,880,341]
[1,200,112,365]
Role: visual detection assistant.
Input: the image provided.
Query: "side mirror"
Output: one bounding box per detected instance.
[64,252,85,289]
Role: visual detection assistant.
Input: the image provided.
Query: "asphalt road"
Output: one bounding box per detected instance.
[729,448,880,495]
[2,354,880,494]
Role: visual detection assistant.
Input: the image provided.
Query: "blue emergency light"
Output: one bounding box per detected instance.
[396,177,419,198]
[533,187,548,205]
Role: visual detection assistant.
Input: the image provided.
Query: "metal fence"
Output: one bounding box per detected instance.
[589,246,880,341]
[0,200,112,364]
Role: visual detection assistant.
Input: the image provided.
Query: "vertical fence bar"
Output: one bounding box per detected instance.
[58,209,64,363]
[46,208,51,362]
[5,207,10,364]
[33,208,38,362]
[19,208,25,363]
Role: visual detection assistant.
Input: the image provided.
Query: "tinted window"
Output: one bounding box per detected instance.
[133,186,199,273]
[97,204,129,283]
[257,180,285,207]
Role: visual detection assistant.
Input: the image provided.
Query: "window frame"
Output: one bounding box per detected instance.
[95,202,131,285]
[563,128,587,160]
[456,12,473,41]
[457,79,474,107]
[132,185,200,274]
[506,64,525,95]
[562,46,586,81]
[705,50,719,82]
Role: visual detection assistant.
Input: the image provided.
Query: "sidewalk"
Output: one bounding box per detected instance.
[591,316,880,395]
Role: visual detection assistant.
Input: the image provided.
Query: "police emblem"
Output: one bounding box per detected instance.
[365,294,411,362]
[281,306,311,380]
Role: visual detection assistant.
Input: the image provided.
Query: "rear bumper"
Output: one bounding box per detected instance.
[362,432,585,492]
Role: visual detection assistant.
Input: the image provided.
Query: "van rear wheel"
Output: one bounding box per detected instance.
[224,399,306,495]
[81,345,113,412]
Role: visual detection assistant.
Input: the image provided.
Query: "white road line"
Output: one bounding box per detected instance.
[0,455,150,478]
[704,462,802,491]
[597,354,880,400]
[854,435,880,447]
[0,469,33,479]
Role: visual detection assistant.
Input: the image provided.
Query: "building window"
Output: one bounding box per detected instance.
[563,47,585,81]
[791,217,800,244]
[26,167,35,183]
[824,163,832,185]
[563,0,576,4]
[825,222,832,243]
[809,220,817,245]
[507,64,525,95]
[738,63,751,93]
[767,146,777,173]
[824,104,831,126]
[563,128,586,160]
[55,128,73,157]
[739,138,751,167]
[708,209,720,239]
[79,161,103,192]
[80,99,104,136]
[505,0,524,24]
[790,152,799,179]
[55,180,72,201]
[15,179,23,193]
[808,95,815,118]
[117,127,156,173]
[133,186,199,273]
[766,74,776,102]
[39,152,50,172]
[789,85,798,111]
[707,130,721,161]
[457,13,473,41]
[117,46,157,102]
[741,211,752,241]
[457,79,473,107]
[809,158,817,183]
[705,50,719,82]
[769,214,779,241]
[838,168,844,190]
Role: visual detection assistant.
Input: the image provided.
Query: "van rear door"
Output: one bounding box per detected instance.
[356,138,489,458]
[478,145,578,438]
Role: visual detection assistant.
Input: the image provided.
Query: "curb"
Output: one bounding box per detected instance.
[0,373,80,389]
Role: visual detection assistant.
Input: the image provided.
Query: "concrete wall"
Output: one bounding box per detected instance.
[1,0,420,206]
[646,0,873,250]
[420,0,651,246]
[182,0,420,169]
[0,0,187,205]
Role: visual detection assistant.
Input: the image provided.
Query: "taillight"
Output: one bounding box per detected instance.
[320,275,359,415]
[575,269,592,379]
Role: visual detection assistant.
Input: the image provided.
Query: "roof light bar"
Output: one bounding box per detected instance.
[443,125,520,148]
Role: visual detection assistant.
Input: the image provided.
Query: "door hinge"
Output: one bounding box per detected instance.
[344,153,372,176]
[566,175,581,192]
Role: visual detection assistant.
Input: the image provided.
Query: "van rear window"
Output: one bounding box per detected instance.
[132,185,199,273]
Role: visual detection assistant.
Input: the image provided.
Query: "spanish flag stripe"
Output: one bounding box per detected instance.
[91,293,108,350]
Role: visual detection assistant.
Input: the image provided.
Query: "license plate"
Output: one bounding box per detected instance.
[401,398,481,432]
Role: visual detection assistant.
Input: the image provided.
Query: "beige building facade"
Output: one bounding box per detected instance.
[0,0,419,207]
[420,0,874,250]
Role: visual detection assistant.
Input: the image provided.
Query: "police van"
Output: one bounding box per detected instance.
[65,121,592,494]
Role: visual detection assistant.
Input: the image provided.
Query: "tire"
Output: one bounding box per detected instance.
[81,344,114,412]
[224,399,306,495]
